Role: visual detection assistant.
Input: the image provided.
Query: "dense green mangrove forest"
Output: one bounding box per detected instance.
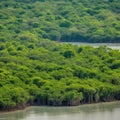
[0,40,120,110]
[0,0,120,43]
[0,0,120,111]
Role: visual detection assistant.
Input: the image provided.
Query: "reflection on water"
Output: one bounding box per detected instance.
[0,102,120,120]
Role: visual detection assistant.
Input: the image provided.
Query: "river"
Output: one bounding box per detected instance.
[62,42,120,50]
[0,102,120,120]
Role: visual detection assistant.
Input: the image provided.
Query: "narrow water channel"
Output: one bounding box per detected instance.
[62,42,120,50]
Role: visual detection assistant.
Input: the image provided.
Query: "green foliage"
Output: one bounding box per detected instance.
[0,86,29,110]
[0,0,120,43]
[0,39,120,109]
[63,50,75,58]
[110,60,120,69]
[0,0,120,110]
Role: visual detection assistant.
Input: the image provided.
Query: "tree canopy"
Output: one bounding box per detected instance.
[0,0,120,43]
[0,0,120,111]
[0,39,120,110]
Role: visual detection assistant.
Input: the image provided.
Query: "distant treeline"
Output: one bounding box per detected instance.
[0,39,120,110]
[0,0,120,43]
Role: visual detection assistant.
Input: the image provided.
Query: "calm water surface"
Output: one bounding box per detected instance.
[63,42,120,50]
[0,102,120,120]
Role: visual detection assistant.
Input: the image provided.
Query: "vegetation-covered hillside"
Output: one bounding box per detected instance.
[0,0,120,42]
[0,0,120,111]
[0,39,120,110]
